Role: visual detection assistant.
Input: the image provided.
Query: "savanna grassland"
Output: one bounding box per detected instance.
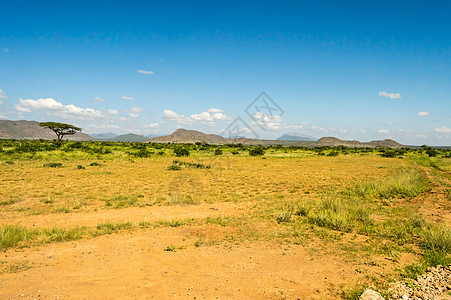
[0,140,450,299]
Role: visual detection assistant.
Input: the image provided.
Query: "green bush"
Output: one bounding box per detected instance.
[174,147,190,157]
[133,149,152,158]
[43,162,62,168]
[214,149,223,156]
[168,164,181,171]
[249,146,265,156]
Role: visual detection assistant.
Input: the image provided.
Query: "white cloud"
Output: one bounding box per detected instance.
[137,70,154,75]
[310,126,327,133]
[0,89,7,99]
[130,107,144,113]
[163,110,193,124]
[163,108,230,125]
[387,121,393,126]
[129,113,139,118]
[3,48,9,53]
[434,127,451,133]
[334,128,348,133]
[122,96,134,101]
[143,123,160,128]
[379,91,402,99]
[88,124,120,129]
[15,98,103,119]
[378,129,390,134]
[108,109,118,115]
[0,114,7,119]
[0,89,7,104]
[417,112,431,116]
[360,130,367,134]
[253,112,282,123]
[207,108,223,113]
[93,97,105,102]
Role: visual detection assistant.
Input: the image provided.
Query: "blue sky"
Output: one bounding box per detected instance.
[0,1,450,145]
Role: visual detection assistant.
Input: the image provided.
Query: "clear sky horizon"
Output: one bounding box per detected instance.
[1,1,450,145]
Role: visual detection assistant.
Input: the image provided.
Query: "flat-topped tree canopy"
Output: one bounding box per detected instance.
[39,122,82,140]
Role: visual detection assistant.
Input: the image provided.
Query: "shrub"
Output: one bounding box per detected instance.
[249,146,265,156]
[174,147,190,157]
[43,162,62,168]
[168,164,181,171]
[380,150,397,158]
[426,149,438,157]
[134,149,152,158]
[214,149,223,156]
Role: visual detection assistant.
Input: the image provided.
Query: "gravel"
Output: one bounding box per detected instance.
[388,264,451,300]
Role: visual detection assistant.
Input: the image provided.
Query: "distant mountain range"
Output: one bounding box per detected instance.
[276,133,317,141]
[90,132,161,141]
[0,120,94,141]
[89,132,118,139]
[148,128,403,148]
[102,133,149,142]
[0,120,404,148]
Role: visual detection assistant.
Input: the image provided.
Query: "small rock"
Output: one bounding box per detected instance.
[359,288,384,300]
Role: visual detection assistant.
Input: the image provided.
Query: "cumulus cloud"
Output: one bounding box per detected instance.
[434,127,451,133]
[108,109,118,115]
[163,110,193,124]
[88,124,120,129]
[379,91,402,99]
[143,123,160,128]
[360,130,367,134]
[137,70,154,75]
[333,128,348,133]
[207,108,223,113]
[417,112,431,116]
[0,89,7,104]
[122,96,134,101]
[311,126,327,133]
[93,97,105,102]
[0,89,7,99]
[130,107,144,113]
[378,129,390,134]
[129,113,139,118]
[14,98,103,119]
[163,108,230,125]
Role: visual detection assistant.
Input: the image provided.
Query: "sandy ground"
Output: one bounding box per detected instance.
[0,202,247,229]
[1,226,368,300]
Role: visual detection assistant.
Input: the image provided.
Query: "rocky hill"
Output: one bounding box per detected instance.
[0,120,94,141]
[147,129,266,145]
[316,137,403,148]
[148,129,403,148]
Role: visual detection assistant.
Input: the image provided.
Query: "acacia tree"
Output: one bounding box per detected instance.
[39,122,82,140]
